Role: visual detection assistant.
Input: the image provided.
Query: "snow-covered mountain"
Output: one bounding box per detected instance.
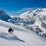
[0,20,46,46]
[8,8,46,26]
[0,10,11,21]
[8,8,46,37]
[19,8,46,18]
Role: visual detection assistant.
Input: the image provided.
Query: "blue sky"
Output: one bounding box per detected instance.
[0,0,46,16]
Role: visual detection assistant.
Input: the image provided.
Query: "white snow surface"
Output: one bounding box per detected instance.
[0,20,46,46]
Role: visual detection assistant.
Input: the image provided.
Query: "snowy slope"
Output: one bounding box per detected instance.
[0,20,46,46]
[0,20,27,31]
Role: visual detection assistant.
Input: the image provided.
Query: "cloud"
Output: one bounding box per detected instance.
[8,7,36,14]
[7,11,23,14]
[15,8,35,14]
[15,11,23,13]
[22,8,33,11]
[7,7,37,16]
[8,12,16,13]
[18,7,37,12]
[18,8,33,12]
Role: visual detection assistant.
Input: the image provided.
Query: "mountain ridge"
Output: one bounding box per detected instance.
[0,10,11,21]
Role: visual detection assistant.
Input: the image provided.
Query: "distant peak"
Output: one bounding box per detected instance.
[0,10,5,14]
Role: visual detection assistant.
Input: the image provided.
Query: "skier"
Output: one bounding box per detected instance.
[8,28,14,34]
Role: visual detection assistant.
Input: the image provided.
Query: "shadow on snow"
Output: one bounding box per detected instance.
[0,32,25,42]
